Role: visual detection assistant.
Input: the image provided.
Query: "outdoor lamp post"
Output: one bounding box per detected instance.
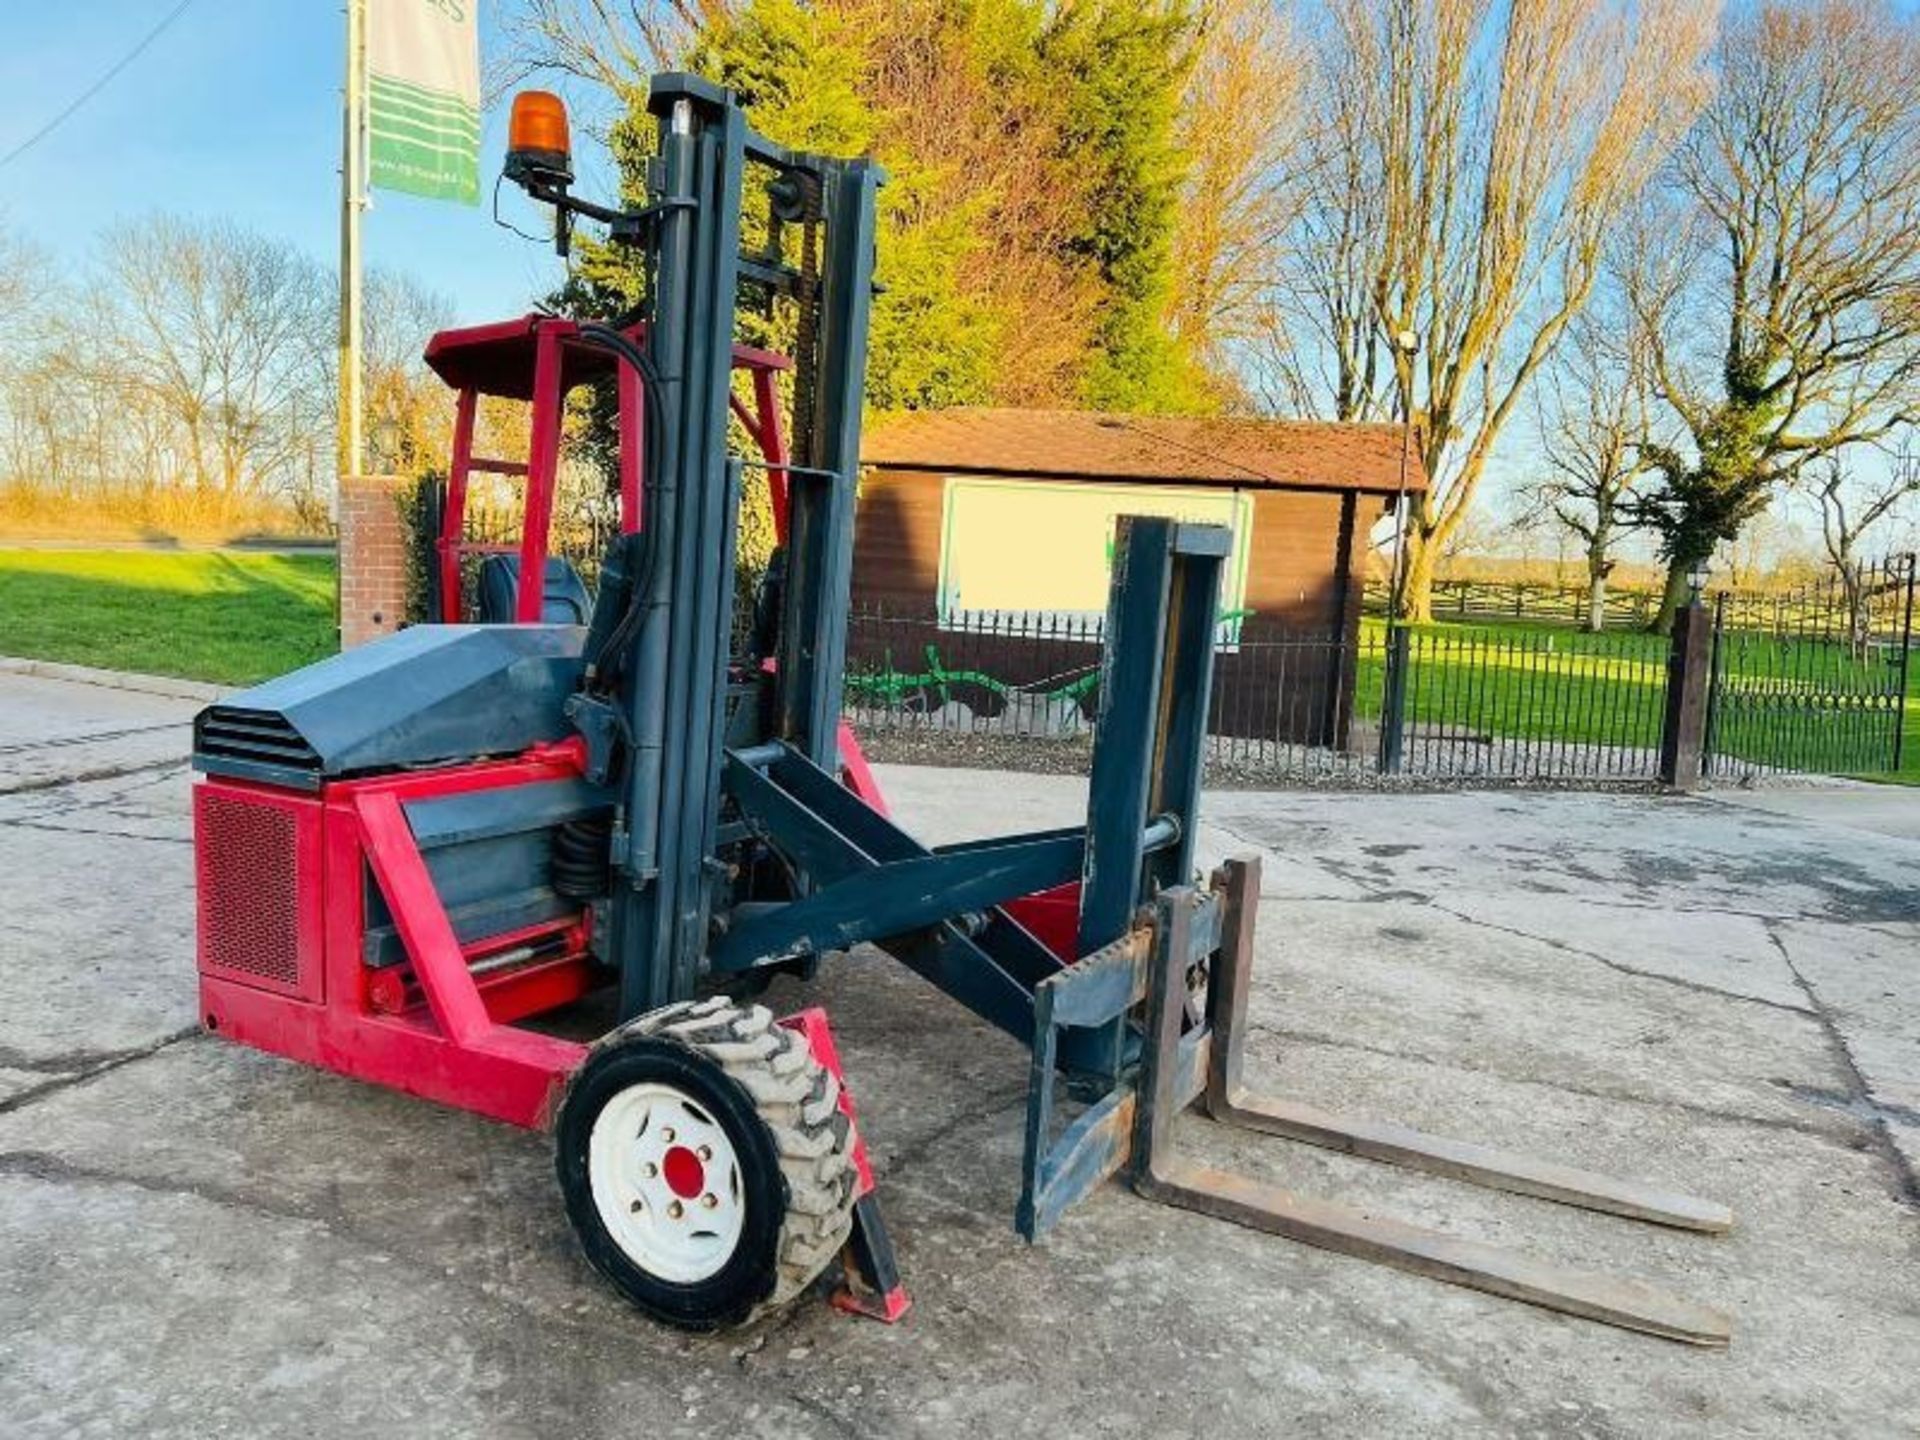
[1380,327,1421,775]
[1389,327,1420,617]
[1687,557,1711,603]
[369,412,404,475]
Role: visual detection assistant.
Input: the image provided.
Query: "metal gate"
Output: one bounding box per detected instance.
[1705,553,1916,778]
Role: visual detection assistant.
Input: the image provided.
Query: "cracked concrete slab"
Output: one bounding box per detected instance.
[0,818,198,1064]
[3,1169,862,1440]
[1429,892,1806,1012]
[0,672,197,794]
[1205,787,1920,929]
[1770,918,1920,1181]
[2,675,1918,1437]
[1250,895,1839,1130]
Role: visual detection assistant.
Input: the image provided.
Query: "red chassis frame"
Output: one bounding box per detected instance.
[195,738,909,1318]
[195,734,906,1131]
[195,730,1054,1131]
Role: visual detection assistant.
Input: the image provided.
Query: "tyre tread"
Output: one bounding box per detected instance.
[620,1000,858,1320]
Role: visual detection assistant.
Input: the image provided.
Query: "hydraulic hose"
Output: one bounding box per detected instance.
[574,321,669,692]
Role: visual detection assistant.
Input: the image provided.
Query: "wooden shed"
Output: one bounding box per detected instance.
[850,408,1429,746]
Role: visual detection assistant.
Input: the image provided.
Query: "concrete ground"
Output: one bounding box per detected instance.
[2,668,1917,1439]
[1703,780,1920,842]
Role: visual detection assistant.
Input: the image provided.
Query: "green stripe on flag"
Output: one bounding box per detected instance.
[370,105,478,151]
[371,106,479,145]
[370,84,477,131]
[367,72,479,204]
[369,69,475,108]
[370,87,478,126]
[369,87,477,136]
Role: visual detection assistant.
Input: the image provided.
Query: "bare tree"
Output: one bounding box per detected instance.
[0,212,476,539]
[0,226,58,491]
[1436,498,1505,574]
[492,0,716,95]
[361,268,457,476]
[1529,305,1656,630]
[1169,0,1312,404]
[1631,0,1920,627]
[0,225,43,345]
[1713,506,1799,589]
[1288,0,1714,620]
[4,257,222,503]
[1257,3,1393,421]
[101,215,331,501]
[1808,447,1920,647]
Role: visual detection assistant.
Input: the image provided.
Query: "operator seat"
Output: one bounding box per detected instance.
[475,554,593,625]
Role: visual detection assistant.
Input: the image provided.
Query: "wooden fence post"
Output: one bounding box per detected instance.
[1659,600,1713,790]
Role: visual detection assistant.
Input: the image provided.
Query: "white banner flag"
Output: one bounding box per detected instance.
[367,0,480,204]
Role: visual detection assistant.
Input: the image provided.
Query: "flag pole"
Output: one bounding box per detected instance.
[339,0,367,485]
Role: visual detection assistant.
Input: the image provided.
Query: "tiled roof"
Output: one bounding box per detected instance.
[861,407,1427,495]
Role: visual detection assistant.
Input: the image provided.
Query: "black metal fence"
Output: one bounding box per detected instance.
[1370,624,1670,781]
[401,476,1913,786]
[845,607,1677,782]
[1705,554,1916,779]
[848,555,1915,785]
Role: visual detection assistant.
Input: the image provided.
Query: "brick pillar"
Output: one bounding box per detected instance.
[338,474,407,649]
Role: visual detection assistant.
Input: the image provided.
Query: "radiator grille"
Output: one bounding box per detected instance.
[197,788,309,993]
[196,706,320,774]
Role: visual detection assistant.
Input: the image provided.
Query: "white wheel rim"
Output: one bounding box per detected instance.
[587,1081,746,1284]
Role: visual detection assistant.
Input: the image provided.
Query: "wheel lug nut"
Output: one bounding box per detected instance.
[629,1199,643,1213]
[700,1193,718,1209]
[643,1162,658,1178]
[668,1200,684,1219]
[697,1145,712,1161]
[660,1127,675,1142]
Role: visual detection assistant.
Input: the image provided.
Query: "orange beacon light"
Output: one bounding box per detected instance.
[505,90,573,188]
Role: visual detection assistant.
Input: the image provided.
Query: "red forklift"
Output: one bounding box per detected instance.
[191,76,1733,1342]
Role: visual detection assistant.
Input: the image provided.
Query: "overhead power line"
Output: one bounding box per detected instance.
[0,0,200,171]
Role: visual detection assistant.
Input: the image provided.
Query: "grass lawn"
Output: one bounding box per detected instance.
[1867,694,1920,784]
[0,549,338,687]
[1351,616,1669,752]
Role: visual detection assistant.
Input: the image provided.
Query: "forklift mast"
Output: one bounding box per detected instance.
[563,75,881,1018]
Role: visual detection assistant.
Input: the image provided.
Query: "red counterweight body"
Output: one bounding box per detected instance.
[193,747,597,1130]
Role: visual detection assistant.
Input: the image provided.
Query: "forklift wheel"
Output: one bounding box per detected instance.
[555,998,858,1331]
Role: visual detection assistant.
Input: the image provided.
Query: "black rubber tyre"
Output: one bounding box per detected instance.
[555,998,857,1331]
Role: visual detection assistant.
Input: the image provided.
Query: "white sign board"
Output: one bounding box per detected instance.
[935,477,1253,640]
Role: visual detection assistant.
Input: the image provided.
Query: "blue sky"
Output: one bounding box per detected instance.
[0,0,574,323]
